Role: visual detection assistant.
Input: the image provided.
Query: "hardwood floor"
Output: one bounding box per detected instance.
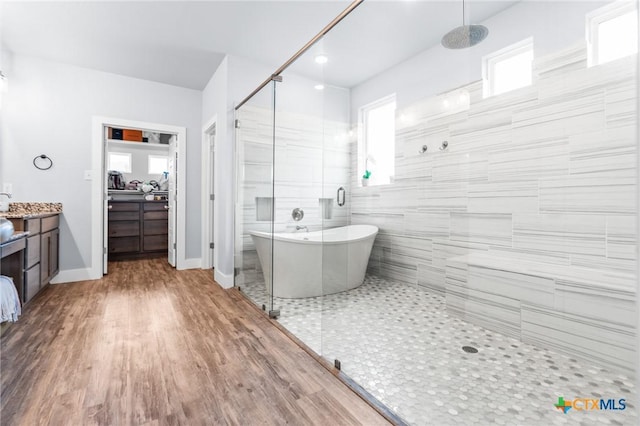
[0,259,389,425]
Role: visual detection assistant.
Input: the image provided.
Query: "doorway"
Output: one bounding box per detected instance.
[90,116,187,278]
[201,119,216,273]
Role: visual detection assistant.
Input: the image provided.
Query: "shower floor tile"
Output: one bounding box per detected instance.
[240,275,637,425]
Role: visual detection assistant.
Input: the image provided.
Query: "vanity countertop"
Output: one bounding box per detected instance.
[0,202,63,219]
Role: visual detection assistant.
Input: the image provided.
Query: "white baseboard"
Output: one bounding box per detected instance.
[215,269,234,289]
[50,267,96,284]
[179,258,202,270]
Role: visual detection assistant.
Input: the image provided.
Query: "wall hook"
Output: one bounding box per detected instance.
[439,141,449,151]
[418,145,428,154]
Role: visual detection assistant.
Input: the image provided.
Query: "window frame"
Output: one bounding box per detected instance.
[586,1,638,67]
[358,93,397,187]
[148,154,169,175]
[482,37,534,98]
[107,152,132,173]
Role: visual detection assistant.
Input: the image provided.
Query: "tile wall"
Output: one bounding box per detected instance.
[350,43,637,373]
[235,104,351,288]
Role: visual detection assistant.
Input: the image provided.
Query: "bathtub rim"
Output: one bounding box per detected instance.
[249,224,378,245]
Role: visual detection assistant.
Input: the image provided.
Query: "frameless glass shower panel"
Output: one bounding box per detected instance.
[307,0,638,424]
[234,82,277,314]
[264,50,332,354]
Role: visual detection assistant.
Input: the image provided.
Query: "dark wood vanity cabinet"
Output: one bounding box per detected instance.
[108,200,168,259]
[9,213,61,304]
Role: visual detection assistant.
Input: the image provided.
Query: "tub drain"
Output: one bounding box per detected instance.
[462,346,478,354]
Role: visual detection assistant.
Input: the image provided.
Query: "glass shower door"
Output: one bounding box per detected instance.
[234,81,276,315]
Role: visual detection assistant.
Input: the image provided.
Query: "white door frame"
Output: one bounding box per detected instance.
[90,116,187,278]
[201,115,217,271]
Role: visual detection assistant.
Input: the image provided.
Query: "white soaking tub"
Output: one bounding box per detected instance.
[250,225,378,298]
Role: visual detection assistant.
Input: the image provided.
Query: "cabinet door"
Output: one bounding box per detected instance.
[40,231,51,286]
[50,228,59,278]
[25,264,41,303]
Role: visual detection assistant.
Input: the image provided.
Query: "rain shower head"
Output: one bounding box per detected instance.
[441,0,489,49]
[441,24,489,49]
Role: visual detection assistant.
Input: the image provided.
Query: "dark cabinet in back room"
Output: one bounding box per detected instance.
[108,200,168,260]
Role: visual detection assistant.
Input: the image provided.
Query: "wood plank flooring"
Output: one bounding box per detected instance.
[0,259,389,425]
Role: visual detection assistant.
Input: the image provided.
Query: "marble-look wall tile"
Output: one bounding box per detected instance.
[539,175,636,214]
[417,263,445,295]
[416,182,468,212]
[607,214,637,262]
[521,303,635,373]
[403,211,449,239]
[450,213,512,247]
[432,151,488,183]
[431,239,488,271]
[467,265,555,309]
[513,213,606,257]
[467,181,538,213]
[569,126,636,177]
[488,137,569,181]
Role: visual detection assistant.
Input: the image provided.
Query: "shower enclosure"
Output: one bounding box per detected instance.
[235,1,638,424]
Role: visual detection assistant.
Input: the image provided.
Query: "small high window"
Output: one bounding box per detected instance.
[148,155,169,175]
[587,2,638,66]
[483,38,534,98]
[108,152,131,173]
[359,94,396,186]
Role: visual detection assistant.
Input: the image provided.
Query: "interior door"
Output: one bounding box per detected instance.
[209,131,215,270]
[103,126,109,274]
[168,135,177,267]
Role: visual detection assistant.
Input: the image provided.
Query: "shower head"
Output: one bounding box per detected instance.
[441,0,489,49]
[441,24,489,49]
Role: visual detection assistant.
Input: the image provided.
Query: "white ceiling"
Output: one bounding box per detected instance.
[1,1,519,90]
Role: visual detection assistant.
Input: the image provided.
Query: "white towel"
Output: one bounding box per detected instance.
[0,275,21,322]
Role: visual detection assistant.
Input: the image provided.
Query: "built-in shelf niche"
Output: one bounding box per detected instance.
[319,198,333,219]
[255,197,274,221]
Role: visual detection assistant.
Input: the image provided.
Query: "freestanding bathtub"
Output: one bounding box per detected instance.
[250,225,378,298]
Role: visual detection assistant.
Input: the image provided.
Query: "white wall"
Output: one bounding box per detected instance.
[0,53,202,275]
[350,1,609,117]
[201,55,274,286]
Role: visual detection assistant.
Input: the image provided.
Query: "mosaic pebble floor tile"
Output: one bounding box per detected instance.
[240,275,637,426]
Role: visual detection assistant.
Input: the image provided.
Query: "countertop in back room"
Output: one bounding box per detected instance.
[0,202,63,219]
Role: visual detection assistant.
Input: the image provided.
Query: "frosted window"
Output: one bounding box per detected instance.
[108,152,131,173]
[360,95,396,186]
[593,8,638,65]
[483,39,534,98]
[148,155,169,175]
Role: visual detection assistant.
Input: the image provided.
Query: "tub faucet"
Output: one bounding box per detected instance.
[296,225,308,232]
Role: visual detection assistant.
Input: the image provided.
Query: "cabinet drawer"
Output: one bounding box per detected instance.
[26,235,40,268]
[108,237,140,253]
[25,264,40,303]
[108,221,139,237]
[144,220,167,236]
[25,218,41,234]
[143,235,168,251]
[41,215,59,233]
[144,202,169,211]
[108,202,140,212]
[0,237,25,258]
[143,211,168,220]
[109,211,139,221]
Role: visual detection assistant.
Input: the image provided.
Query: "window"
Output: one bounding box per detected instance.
[359,94,396,186]
[587,2,638,66]
[108,152,131,173]
[148,155,169,175]
[483,38,534,98]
